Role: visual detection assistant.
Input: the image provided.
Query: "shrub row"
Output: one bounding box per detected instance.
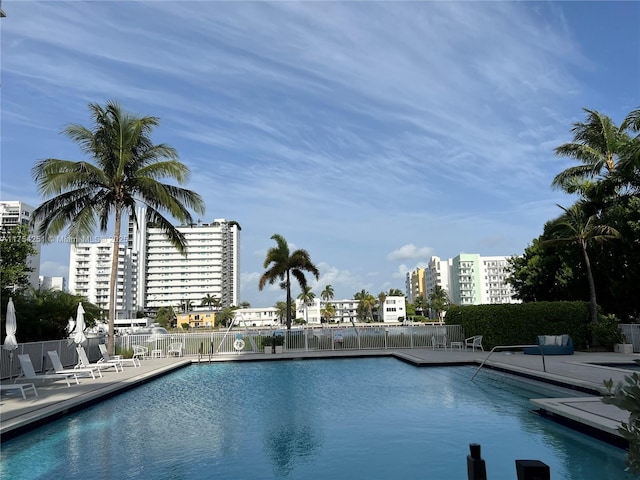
[445,301,591,350]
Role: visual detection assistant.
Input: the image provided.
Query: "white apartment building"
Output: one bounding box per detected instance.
[68,239,139,318]
[378,296,407,322]
[0,200,41,288]
[295,297,406,324]
[478,255,518,304]
[39,275,66,291]
[425,256,451,299]
[233,307,280,327]
[408,253,519,308]
[448,253,518,306]
[145,219,240,311]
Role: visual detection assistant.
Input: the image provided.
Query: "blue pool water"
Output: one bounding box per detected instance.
[0,358,630,479]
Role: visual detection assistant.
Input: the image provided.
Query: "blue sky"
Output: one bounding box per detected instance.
[1,1,639,308]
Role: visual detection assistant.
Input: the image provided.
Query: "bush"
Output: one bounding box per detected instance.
[590,314,624,350]
[603,371,640,474]
[445,301,591,350]
[115,346,134,359]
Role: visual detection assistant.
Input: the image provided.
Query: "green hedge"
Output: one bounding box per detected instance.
[444,301,590,350]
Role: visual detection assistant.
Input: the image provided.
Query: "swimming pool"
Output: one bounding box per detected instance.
[0,358,630,479]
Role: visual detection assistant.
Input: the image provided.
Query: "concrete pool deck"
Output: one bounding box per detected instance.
[1,348,637,443]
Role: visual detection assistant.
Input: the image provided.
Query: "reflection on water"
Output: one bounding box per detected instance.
[265,425,321,477]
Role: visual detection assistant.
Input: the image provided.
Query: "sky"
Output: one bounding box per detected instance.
[1,1,639,308]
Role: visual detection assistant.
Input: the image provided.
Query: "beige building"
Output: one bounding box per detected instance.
[406,267,426,303]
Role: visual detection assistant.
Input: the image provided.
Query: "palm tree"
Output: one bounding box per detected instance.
[259,234,319,329]
[201,294,219,311]
[297,285,315,324]
[274,301,294,325]
[413,295,428,317]
[376,292,387,322]
[428,286,449,322]
[215,306,238,328]
[552,108,630,193]
[239,301,251,309]
[179,299,194,313]
[544,203,620,324]
[618,107,640,193]
[354,289,376,322]
[321,284,334,303]
[321,302,336,323]
[31,101,205,354]
[387,288,404,297]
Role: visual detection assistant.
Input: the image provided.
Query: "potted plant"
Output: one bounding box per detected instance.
[608,315,633,354]
[274,334,284,354]
[615,331,634,354]
[592,314,632,353]
[261,336,273,354]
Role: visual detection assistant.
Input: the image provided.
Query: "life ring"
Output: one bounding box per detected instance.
[233,339,245,351]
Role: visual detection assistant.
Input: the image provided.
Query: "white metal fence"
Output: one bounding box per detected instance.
[116,324,465,356]
[619,324,640,353]
[1,324,464,380]
[0,337,104,381]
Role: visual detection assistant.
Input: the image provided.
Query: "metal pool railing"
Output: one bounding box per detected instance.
[471,344,546,381]
[114,324,465,357]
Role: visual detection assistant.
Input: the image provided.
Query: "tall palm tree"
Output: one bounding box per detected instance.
[544,203,620,324]
[259,234,319,329]
[618,107,640,193]
[321,284,334,303]
[297,285,315,324]
[354,289,376,322]
[31,101,205,353]
[552,108,630,193]
[377,291,387,322]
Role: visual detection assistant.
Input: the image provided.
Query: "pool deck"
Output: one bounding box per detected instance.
[1,348,637,443]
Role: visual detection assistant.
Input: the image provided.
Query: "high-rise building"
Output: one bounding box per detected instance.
[67,211,240,316]
[39,275,67,292]
[68,239,138,318]
[405,267,426,303]
[478,255,517,305]
[410,253,519,308]
[0,200,41,288]
[144,219,240,311]
[449,253,518,306]
[425,256,451,299]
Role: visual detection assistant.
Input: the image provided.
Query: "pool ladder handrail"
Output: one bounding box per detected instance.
[471,344,546,381]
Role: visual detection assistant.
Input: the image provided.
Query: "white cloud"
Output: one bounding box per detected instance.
[388,244,434,262]
[3,2,635,307]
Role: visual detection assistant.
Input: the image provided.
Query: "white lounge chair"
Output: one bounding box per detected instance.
[48,350,101,379]
[99,344,140,368]
[132,345,148,362]
[76,346,123,373]
[465,335,484,352]
[167,343,183,357]
[432,327,447,350]
[0,383,38,399]
[16,353,78,386]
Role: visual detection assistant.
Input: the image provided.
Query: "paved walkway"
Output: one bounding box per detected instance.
[1,348,637,442]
